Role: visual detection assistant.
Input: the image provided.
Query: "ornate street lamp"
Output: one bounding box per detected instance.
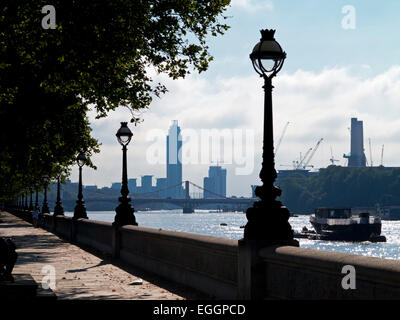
[53,175,64,216]
[42,175,50,214]
[73,152,88,219]
[113,122,137,226]
[243,29,297,244]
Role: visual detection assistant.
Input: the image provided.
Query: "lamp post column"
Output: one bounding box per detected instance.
[29,188,33,211]
[35,188,39,208]
[24,191,28,210]
[42,184,50,214]
[54,176,64,216]
[73,165,88,219]
[114,144,137,226]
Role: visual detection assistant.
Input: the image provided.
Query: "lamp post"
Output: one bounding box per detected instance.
[73,152,88,219]
[29,188,33,211]
[42,175,50,214]
[113,122,137,226]
[243,29,297,245]
[24,191,28,210]
[35,187,39,208]
[54,175,64,216]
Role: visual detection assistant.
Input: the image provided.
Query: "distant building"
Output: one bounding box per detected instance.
[156,178,167,198]
[203,166,227,199]
[343,117,366,167]
[84,185,98,190]
[111,182,122,190]
[166,120,183,198]
[128,178,137,193]
[141,175,153,194]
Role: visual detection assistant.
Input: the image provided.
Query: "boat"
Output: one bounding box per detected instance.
[308,207,385,242]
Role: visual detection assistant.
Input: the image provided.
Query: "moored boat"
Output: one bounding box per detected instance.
[308,208,384,242]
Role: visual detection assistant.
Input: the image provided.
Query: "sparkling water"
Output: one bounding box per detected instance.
[65,210,400,260]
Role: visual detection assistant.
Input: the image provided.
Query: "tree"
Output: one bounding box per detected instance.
[0,0,231,200]
[277,167,400,213]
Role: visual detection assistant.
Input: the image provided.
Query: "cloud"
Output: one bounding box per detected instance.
[231,0,274,12]
[72,66,400,197]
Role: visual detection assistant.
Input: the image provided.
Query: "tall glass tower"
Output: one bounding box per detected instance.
[166,120,183,198]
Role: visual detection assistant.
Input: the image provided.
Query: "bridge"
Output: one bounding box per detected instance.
[87,180,257,213]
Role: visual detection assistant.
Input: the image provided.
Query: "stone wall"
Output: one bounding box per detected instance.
[258,245,400,299]
[7,209,400,300]
[119,225,238,299]
[74,218,113,255]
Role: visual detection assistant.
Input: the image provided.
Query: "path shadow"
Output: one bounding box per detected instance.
[73,243,211,300]
[66,260,109,273]
[2,212,211,300]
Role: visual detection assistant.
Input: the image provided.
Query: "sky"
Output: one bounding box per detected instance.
[69,0,400,197]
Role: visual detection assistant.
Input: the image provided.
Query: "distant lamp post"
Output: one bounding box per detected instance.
[73,152,88,219]
[42,175,50,214]
[54,175,64,216]
[24,191,28,210]
[243,29,297,244]
[29,188,33,211]
[35,187,39,208]
[113,122,137,226]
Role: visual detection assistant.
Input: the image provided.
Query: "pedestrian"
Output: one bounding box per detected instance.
[32,205,40,228]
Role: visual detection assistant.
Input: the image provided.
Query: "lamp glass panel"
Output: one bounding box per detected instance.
[118,135,130,144]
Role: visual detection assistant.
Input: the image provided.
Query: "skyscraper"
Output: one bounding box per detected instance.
[166,120,183,198]
[343,117,367,167]
[203,166,227,198]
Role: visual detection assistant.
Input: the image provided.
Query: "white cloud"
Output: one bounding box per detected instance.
[231,0,274,12]
[70,66,400,197]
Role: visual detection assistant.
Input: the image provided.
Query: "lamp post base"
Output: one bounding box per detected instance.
[54,203,64,216]
[42,203,50,214]
[243,204,299,245]
[243,185,299,245]
[73,202,87,219]
[113,198,137,227]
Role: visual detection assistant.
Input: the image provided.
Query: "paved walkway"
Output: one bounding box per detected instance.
[0,211,204,300]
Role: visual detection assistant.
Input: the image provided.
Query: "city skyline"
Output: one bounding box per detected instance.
[68,0,400,197]
[68,120,231,199]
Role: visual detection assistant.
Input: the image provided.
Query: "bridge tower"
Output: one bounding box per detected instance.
[183,181,194,214]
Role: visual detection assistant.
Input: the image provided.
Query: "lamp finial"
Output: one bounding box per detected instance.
[260,29,275,41]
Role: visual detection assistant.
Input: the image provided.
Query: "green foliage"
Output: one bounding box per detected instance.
[278,166,400,213]
[0,1,230,201]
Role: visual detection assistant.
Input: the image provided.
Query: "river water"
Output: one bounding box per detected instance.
[65,210,400,260]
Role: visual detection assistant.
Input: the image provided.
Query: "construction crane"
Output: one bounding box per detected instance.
[329,147,339,165]
[381,144,384,166]
[275,121,289,156]
[295,147,312,170]
[368,138,373,167]
[299,138,324,170]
